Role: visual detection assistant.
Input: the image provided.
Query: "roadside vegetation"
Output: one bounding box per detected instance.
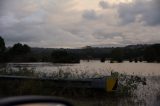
[0,67,148,106]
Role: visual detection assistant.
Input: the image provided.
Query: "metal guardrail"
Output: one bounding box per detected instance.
[0,75,118,92]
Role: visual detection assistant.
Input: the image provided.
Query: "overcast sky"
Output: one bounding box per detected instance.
[0,0,160,48]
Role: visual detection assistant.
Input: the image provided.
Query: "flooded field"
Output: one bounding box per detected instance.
[4,60,160,76]
[0,61,160,106]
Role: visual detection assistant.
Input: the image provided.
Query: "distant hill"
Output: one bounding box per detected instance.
[28,43,160,62]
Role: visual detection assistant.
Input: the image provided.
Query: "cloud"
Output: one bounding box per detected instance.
[93,29,122,39]
[117,0,160,26]
[0,0,160,48]
[99,1,109,9]
[0,0,83,47]
[0,13,19,27]
[82,10,100,20]
[21,9,46,24]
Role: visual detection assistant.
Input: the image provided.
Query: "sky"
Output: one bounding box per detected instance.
[0,0,160,48]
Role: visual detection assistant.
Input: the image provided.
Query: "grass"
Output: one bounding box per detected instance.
[111,71,146,96]
[0,66,155,106]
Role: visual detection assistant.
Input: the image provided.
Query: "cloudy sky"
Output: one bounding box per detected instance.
[0,0,160,48]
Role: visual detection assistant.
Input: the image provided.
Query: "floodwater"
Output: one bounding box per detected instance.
[1,61,160,106]
[5,60,160,76]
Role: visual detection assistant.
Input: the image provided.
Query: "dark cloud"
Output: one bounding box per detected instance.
[0,0,6,13]
[117,3,137,25]
[0,22,44,46]
[82,10,99,20]
[118,0,160,26]
[141,0,160,26]
[99,1,109,9]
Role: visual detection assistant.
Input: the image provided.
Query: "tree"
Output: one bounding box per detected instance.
[0,36,6,62]
[10,43,31,55]
[82,46,94,60]
[51,49,80,63]
[0,36,5,53]
[100,57,105,63]
[7,43,31,62]
[111,48,124,63]
[144,44,160,62]
[23,44,31,53]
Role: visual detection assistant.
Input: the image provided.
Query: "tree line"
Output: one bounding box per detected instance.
[0,36,160,63]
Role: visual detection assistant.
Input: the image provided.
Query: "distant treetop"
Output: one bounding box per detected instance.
[0,36,6,53]
[10,43,31,55]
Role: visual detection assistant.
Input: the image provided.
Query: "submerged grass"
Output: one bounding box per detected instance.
[111,71,146,96]
[0,67,152,106]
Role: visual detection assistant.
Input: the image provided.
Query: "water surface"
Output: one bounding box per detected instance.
[5,61,160,76]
